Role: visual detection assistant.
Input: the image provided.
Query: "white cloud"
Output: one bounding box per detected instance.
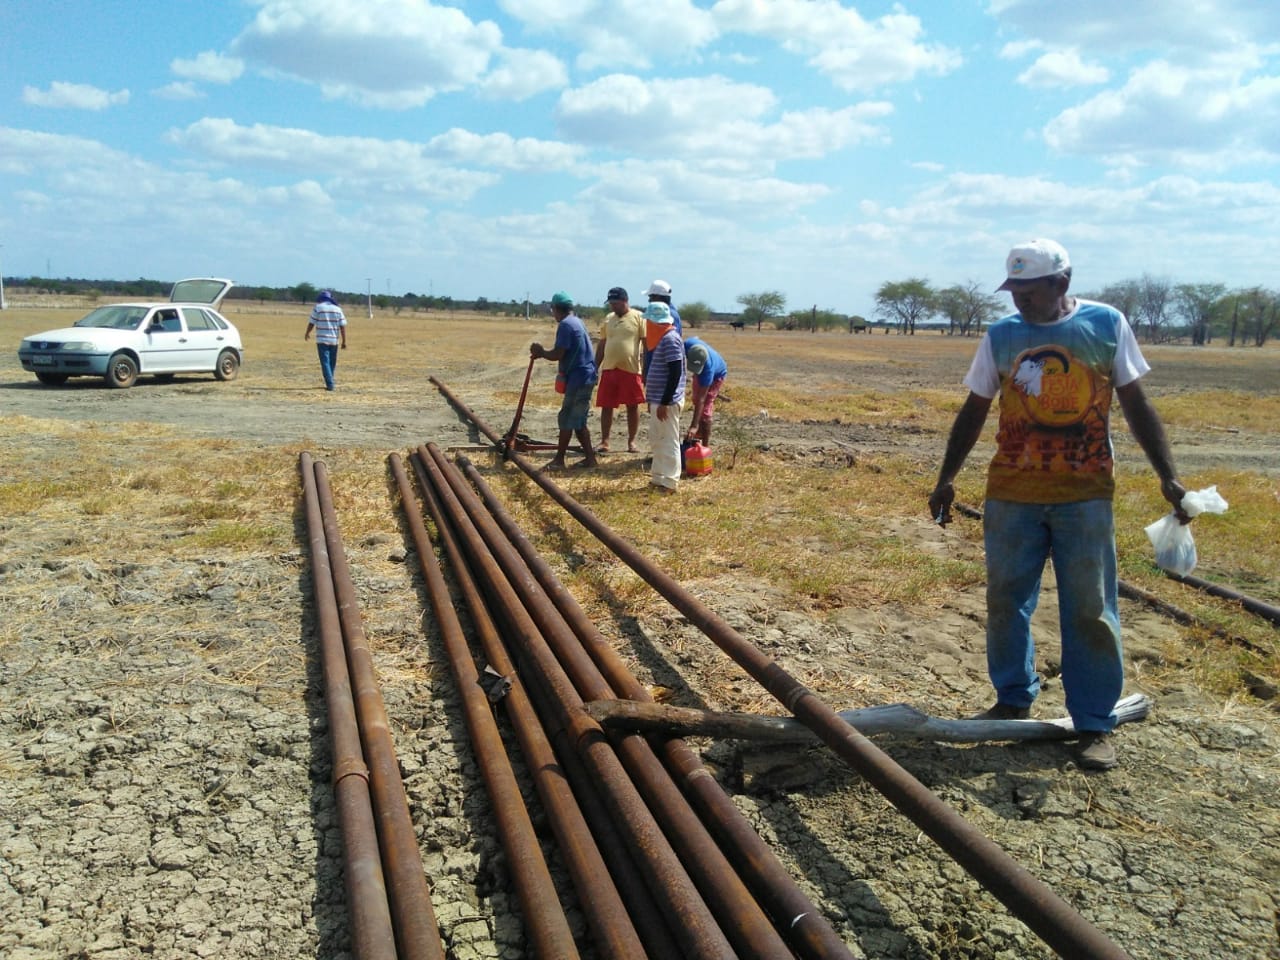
[999,39,1043,60]
[166,118,501,200]
[1045,60,1280,169]
[555,73,896,172]
[585,158,829,218]
[555,73,890,168]
[987,0,1280,58]
[22,82,129,110]
[501,0,718,71]
[230,0,507,107]
[557,74,774,147]
[171,50,245,84]
[476,47,568,101]
[425,129,579,172]
[711,0,961,91]
[155,82,204,101]
[1017,50,1110,88]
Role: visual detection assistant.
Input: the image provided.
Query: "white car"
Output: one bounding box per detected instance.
[17,278,243,389]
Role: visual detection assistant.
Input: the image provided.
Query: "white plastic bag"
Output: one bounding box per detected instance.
[1143,485,1229,577]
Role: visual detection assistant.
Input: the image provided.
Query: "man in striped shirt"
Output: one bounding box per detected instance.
[643,301,685,492]
[304,290,347,391]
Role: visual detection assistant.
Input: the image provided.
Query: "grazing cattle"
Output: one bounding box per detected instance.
[729,319,745,331]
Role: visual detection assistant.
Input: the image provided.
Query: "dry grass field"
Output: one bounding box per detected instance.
[1,296,1277,959]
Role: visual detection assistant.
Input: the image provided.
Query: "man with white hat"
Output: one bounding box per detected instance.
[928,239,1189,771]
[644,280,683,377]
[646,279,683,336]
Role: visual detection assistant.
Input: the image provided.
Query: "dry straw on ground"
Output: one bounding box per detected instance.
[1,298,1278,960]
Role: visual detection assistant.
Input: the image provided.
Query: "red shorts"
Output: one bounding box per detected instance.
[595,368,645,408]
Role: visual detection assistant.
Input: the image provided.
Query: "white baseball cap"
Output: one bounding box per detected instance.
[646,279,672,298]
[997,239,1070,291]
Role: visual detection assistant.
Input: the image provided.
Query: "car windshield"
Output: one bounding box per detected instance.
[74,306,149,330]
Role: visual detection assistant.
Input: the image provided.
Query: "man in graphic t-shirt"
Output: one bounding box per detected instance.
[928,239,1189,771]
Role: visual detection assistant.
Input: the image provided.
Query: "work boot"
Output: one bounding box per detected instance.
[1075,732,1118,771]
[970,702,1031,721]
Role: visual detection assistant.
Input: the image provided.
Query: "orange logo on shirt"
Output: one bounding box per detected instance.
[1011,346,1095,427]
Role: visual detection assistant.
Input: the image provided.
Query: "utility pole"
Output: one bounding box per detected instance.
[0,244,6,310]
[366,278,372,320]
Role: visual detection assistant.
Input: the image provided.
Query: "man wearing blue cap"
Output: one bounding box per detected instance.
[530,292,598,471]
[304,290,347,391]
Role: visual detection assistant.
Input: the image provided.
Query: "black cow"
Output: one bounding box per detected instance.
[729,319,745,331]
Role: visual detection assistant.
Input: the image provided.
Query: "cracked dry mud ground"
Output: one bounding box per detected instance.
[1,323,1277,960]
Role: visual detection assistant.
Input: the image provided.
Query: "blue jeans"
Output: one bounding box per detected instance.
[983,498,1122,733]
[317,343,339,389]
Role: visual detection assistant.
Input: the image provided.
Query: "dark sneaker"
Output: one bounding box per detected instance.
[970,702,1031,721]
[1075,732,1118,771]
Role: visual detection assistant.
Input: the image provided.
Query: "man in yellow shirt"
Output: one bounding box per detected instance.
[593,286,646,452]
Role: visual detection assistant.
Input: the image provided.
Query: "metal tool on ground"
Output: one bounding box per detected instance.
[501,356,573,455]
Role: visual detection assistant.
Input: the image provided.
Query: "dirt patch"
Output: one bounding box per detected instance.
[1,321,1277,960]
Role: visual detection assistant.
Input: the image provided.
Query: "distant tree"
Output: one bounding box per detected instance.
[1135,274,1174,343]
[1256,292,1280,347]
[736,290,786,330]
[784,306,844,332]
[874,278,935,335]
[1228,286,1280,347]
[1089,280,1141,330]
[291,282,317,304]
[1172,282,1226,345]
[680,301,710,329]
[813,308,846,332]
[936,281,1001,337]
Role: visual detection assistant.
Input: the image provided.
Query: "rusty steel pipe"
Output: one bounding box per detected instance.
[424,443,795,960]
[299,453,397,960]
[457,456,856,960]
[311,460,446,960]
[412,446,738,960]
[390,454,584,960]
[426,378,1133,960]
[405,452,672,960]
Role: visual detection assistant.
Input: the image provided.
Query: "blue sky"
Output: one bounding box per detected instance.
[3,1,1279,319]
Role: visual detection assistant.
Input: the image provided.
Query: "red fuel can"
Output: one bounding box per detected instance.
[682,440,713,476]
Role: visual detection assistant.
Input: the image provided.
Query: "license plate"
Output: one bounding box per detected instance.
[32,355,55,366]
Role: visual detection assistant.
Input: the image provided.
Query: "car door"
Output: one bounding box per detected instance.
[139,308,192,372]
[177,307,226,370]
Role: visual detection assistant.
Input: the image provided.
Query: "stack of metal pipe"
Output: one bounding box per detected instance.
[394,443,855,960]
[300,452,446,960]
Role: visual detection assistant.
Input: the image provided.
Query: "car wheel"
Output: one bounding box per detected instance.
[105,353,139,389]
[35,372,69,386]
[214,349,240,382]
